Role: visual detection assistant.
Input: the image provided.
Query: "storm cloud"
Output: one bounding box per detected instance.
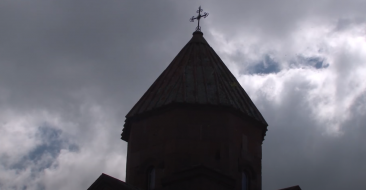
[0,0,365,189]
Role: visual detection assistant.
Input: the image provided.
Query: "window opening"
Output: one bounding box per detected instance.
[242,171,249,190]
[147,167,155,190]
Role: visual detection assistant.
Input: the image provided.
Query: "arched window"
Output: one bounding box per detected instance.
[147,167,155,190]
[242,171,249,190]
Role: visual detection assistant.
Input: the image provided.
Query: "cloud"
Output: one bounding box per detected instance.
[0,0,365,190]
[208,3,366,188]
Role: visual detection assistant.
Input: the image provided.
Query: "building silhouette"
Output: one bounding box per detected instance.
[87,31,301,190]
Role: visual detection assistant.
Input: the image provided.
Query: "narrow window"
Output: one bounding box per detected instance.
[242,171,249,190]
[147,167,155,190]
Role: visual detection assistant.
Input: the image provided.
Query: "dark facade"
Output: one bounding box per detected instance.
[125,105,264,190]
[88,173,140,190]
[87,31,301,190]
[123,31,266,190]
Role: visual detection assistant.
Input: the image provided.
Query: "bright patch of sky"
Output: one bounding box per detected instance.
[210,19,366,136]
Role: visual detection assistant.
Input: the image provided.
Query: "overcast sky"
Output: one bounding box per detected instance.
[0,0,365,190]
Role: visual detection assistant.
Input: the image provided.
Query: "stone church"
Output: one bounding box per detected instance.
[87,9,302,190]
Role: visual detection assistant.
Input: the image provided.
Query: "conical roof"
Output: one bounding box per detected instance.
[122,31,267,141]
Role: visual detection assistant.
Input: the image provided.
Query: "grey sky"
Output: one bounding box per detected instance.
[0,1,365,190]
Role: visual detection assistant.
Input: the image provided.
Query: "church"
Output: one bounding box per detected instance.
[87,7,301,190]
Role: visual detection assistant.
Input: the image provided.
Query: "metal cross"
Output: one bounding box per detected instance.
[189,6,209,31]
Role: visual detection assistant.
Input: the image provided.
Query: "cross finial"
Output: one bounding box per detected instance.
[189,6,209,32]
